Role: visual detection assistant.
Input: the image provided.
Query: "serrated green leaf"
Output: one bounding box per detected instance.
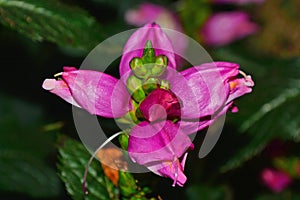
[213,46,300,172]
[0,0,103,51]
[0,94,60,197]
[58,137,119,200]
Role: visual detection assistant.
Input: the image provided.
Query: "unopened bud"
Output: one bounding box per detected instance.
[142,40,155,64]
[130,57,147,78]
[151,55,167,76]
[127,76,145,102]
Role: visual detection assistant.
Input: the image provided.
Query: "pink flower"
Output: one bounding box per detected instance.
[212,0,265,4]
[43,23,254,186]
[201,11,258,46]
[261,168,292,193]
[125,3,182,33]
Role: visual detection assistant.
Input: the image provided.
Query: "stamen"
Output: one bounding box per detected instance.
[239,70,248,79]
[54,72,63,77]
[82,131,124,195]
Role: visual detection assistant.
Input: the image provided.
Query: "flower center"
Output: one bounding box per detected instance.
[123,40,181,123]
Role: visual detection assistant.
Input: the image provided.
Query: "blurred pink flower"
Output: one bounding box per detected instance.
[212,0,264,4]
[125,3,182,32]
[261,168,291,193]
[201,11,258,46]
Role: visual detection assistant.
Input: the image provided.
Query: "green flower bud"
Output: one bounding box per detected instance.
[130,57,147,78]
[127,76,145,102]
[118,133,129,150]
[160,79,170,90]
[151,55,168,77]
[142,40,155,64]
[142,78,160,94]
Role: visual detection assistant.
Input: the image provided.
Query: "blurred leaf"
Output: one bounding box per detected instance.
[0,0,103,51]
[273,157,300,178]
[0,151,60,197]
[213,46,300,172]
[58,136,119,200]
[178,0,211,39]
[186,184,232,200]
[58,137,157,200]
[0,95,60,197]
[256,191,300,200]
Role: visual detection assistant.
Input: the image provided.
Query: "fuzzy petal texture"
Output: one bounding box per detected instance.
[168,62,240,119]
[119,23,176,79]
[43,67,131,118]
[201,11,258,46]
[128,120,193,186]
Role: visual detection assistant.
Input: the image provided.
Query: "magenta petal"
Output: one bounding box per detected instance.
[128,120,193,165]
[42,78,81,108]
[146,159,187,187]
[119,23,176,78]
[61,69,131,118]
[168,62,239,119]
[140,88,181,122]
[227,75,254,103]
[128,120,193,186]
[179,103,233,135]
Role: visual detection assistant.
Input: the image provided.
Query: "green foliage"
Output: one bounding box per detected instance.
[214,45,300,172]
[0,95,60,197]
[58,136,156,200]
[178,0,211,39]
[256,191,300,200]
[57,136,118,200]
[0,0,103,51]
[273,157,300,178]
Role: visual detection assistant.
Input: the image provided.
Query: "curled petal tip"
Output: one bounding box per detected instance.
[42,79,56,90]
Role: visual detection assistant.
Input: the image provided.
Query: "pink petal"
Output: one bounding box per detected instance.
[60,68,131,118]
[119,23,176,80]
[128,120,193,165]
[42,79,81,107]
[168,62,239,119]
[146,159,187,187]
[226,75,254,104]
[125,3,187,60]
[139,88,181,122]
[125,3,163,26]
[179,103,233,134]
[201,11,258,46]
